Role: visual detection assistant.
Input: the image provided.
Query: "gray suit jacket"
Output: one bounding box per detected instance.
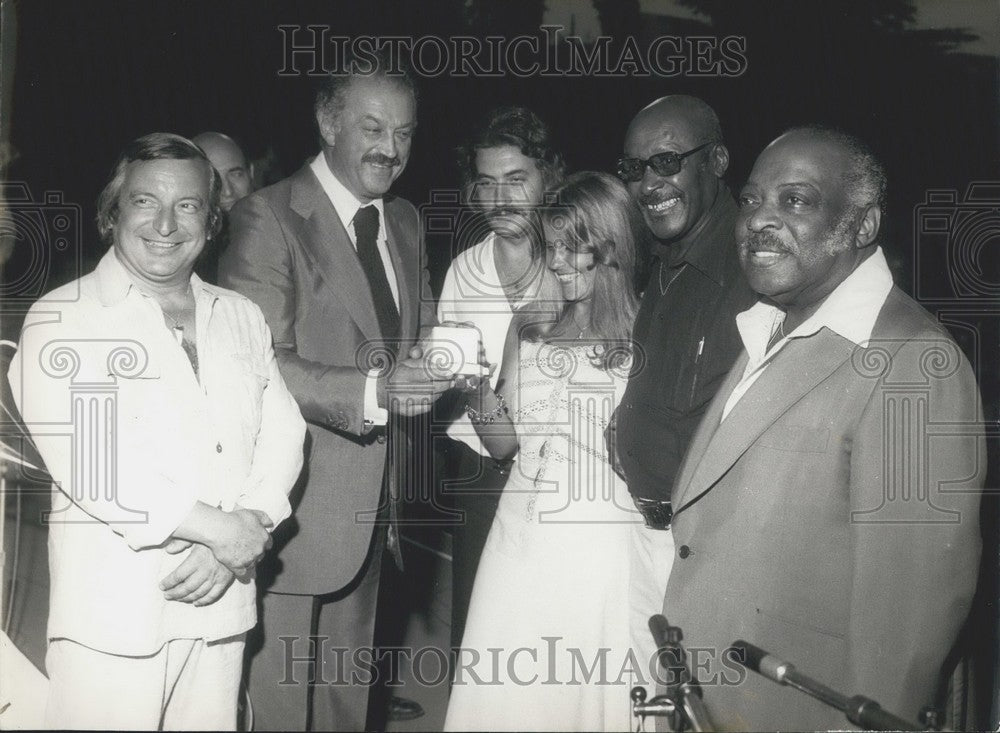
[661,287,984,731]
[220,163,434,594]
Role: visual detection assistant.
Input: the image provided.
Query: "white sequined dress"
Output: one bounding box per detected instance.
[444,340,638,732]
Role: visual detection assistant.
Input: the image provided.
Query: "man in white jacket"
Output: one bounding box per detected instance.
[8,132,306,730]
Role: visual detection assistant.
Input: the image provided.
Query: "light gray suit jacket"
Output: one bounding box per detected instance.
[661,287,984,731]
[220,163,434,594]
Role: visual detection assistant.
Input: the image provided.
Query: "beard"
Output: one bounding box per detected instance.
[484,207,538,239]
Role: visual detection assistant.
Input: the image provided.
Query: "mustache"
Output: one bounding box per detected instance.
[362,152,400,167]
[484,206,534,220]
[743,231,788,252]
[638,190,681,207]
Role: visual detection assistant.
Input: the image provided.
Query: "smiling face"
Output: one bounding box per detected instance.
[318,76,416,203]
[112,158,211,290]
[543,218,596,303]
[470,144,545,241]
[623,105,724,243]
[735,131,872,312]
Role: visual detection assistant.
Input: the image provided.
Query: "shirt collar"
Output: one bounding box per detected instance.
[735,246,893,361]
[653,187,737,286]
[310,153,385,233]
[95,247,216,307]
[95,247,136,306]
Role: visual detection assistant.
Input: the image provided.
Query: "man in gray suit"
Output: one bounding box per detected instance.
[661,127,985,730]
[220,52,448,730]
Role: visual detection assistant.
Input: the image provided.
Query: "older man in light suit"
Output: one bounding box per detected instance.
[220,53,448,730]
[660,127,985,731]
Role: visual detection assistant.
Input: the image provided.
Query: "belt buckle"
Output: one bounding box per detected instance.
[634,497,673,530]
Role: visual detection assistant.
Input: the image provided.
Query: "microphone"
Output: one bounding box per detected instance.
[648,614,686,691]
[646,616,712,732]
[728,640,923,731]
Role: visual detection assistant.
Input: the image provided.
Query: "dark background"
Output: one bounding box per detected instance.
[6,1,999,298]
[3,0,999,727]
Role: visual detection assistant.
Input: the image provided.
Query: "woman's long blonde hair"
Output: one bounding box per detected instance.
[526,172,643,370]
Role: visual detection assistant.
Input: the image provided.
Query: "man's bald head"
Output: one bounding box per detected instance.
[622,96,729,243]
[626,95,723,146]
[192,132,253,212]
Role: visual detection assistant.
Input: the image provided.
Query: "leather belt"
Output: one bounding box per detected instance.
[633,496,673,530]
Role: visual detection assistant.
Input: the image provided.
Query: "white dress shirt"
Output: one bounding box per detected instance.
[310,153,399,424]
[9,249,306,655]
[722,246,894,420]
[309,154,400,306]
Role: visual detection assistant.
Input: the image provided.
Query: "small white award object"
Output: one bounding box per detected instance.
[424,325,485,378]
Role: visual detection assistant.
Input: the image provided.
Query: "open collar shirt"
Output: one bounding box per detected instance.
[722,247,893,420]
[10,248,306,654]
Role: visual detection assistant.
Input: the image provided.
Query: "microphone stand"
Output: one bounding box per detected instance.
[728,639,939,731]
[631,615,713,732]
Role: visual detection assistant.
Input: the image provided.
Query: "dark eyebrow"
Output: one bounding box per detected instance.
[476,169,531,180]
[361,115,415,131]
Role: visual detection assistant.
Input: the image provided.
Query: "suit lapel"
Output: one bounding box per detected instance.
[672,351,747,509]
[290,167,382,342]
[674,330,855,513]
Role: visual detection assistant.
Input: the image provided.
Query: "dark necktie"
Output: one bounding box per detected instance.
[354,205,404,570]
[353,205,400,341]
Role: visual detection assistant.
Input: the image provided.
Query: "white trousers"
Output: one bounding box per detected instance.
[44,634,245,731]
[629,523,676,686]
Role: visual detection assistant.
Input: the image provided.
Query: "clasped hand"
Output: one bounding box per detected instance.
[209,508,273,575]
[159,508,273,605]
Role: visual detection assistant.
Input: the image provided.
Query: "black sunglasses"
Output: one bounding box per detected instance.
[616,141,716,183]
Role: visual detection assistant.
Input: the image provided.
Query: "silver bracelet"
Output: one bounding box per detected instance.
[465,392,507,425]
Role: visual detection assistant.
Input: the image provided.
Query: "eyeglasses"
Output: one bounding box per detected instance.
[615,141,716,183]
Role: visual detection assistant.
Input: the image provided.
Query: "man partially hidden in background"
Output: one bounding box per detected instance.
[191,131,254,283]
[662,127,984,730]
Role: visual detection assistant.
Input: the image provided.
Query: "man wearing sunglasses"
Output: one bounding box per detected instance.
[611,95,755,680]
